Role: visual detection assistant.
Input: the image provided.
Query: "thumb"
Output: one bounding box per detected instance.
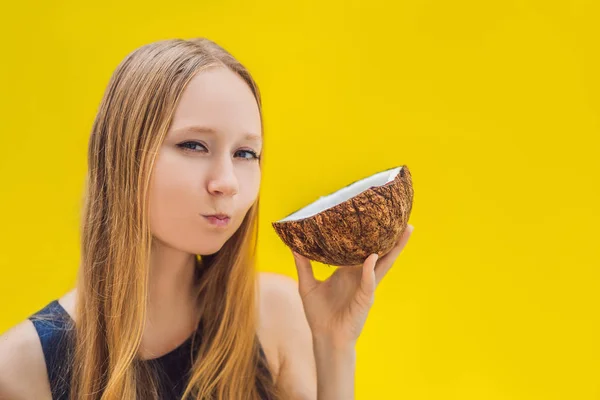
[292,251,318,296]
[360,253,378,298]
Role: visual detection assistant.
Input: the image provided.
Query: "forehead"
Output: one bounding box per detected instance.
[169,67,262,139]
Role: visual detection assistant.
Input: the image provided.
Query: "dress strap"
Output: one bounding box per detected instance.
[29,300,74,400]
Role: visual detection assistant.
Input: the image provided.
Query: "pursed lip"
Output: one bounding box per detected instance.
[202,213,231,220]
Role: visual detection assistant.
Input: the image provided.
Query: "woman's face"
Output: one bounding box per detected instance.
[149,67,262,256]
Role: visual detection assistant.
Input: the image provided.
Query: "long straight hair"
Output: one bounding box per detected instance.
[71,38,282,399]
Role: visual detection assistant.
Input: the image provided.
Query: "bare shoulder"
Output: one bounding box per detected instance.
[0,318,52,400]
[57,288,77,319]
[258,272,317,400]
[0,289,76,400]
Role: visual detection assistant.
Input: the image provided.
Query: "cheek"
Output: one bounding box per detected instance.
[148,157,198,237]
[238,167,261,208]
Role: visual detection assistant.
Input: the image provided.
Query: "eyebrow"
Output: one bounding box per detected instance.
[172,125,262,142]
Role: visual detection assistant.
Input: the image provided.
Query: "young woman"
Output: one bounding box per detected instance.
[0,37,413,400]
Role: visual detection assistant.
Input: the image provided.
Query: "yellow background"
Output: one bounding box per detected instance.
[1,1,599,398]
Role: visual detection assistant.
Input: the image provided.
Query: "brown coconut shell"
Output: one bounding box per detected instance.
[272,165,414,267]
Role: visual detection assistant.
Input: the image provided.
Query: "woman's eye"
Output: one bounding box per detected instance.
[177,142,260,161]
[178,141,207,152]
[235,149,260,161]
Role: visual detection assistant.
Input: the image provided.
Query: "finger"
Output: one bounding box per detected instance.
[374,224,414,285]
[292,251,319,296]
[360,253,378,298]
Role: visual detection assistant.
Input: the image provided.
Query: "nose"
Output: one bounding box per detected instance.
[207,158,239,197]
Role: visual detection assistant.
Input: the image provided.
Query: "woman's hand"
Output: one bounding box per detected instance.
[291,224,414,347]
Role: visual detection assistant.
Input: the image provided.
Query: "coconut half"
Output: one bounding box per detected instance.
[272,165,414,267]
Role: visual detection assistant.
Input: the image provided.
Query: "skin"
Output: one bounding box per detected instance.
[0,65,414,400]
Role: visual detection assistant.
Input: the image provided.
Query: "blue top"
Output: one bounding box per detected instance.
[29,300,273,400]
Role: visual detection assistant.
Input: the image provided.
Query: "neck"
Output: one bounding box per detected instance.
[140,238,202,359]
[148,240,199,306]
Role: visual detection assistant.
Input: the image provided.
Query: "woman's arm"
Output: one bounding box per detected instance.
[287,224,414,399]
[268,224,412,399]
[312,337,356,400]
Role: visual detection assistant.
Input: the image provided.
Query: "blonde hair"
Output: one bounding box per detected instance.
[72,38,282,399]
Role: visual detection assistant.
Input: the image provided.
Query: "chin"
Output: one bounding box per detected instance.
[194,242,226,256]
[197,249,221,257]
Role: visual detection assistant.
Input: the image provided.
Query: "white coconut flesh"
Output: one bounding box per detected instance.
[279,166,403,222]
